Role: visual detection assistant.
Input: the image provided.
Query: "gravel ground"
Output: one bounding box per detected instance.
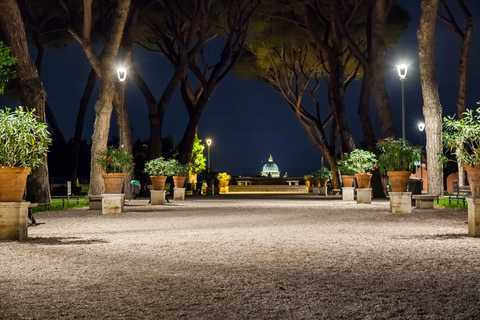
[1,194,479,320]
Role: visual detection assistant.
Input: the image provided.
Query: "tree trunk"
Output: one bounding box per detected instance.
[70,68,96,183]
[0,0,51,203]
[68,0,130,196]
[370,0,396,139]
[418,0,443,196]
[328,53,355,153]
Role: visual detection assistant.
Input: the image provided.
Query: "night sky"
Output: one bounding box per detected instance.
[2,1,480,178]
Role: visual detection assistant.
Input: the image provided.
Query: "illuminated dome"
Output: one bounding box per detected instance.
[261,155,280,178]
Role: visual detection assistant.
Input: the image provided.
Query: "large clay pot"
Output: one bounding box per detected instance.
[150,175,167,190]
[355,173,372,189]
[0,167,31,202]
[102,173,125,194]
[219,181,229,193]
[341,175,355,188]
[173,176,186,188]
[319,179,329,187]
[464,164,480,198]
[387,171,411,192]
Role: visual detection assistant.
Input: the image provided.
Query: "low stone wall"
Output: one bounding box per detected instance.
[228,185,307,193]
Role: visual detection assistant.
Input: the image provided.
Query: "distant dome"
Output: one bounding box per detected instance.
[261,155,280,178]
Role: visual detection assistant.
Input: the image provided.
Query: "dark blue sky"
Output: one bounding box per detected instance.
[2,1,480,177]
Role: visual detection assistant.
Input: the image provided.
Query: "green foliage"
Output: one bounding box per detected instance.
[217,172,231,182]
[144,157,177,176]
[0,42,17,95]
[376,138,418,174]
[173,161,190,177]
[337,149,378,175]
[0,107,52,169]
[190,135,206,175]
[95,146,134,173]
[442,107,480,168]
[312,167,332,180]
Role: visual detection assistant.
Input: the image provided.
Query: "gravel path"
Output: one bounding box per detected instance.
[1,194,479,319]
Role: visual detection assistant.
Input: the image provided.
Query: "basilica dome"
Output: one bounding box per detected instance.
[261,155,280,178]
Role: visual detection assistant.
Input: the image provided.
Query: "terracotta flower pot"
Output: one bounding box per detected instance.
[102,173,125,194]
[464,164,480,198]
[387,171,411,192]
[341,175,355,188]
[319,179,329,187]
[0,167,31,202]
[150,175,167,190]
[173,176,186,188]
[355,173,372,189]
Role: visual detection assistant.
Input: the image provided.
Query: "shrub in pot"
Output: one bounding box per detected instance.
[96,146,134,194]
[217,172,231,192]
[442,107,480,197]
[172,161,190,188]
[0,107,52,201]
[337,154,357,188]
[345,149,378,188]
[144,157,177,190]
[377,138,417,192]
[312,168,332,187]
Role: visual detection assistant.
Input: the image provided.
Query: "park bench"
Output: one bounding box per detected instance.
[286,180,300,186]
[237,180,252,185]
[412,194,438,209]
[28,203,38,225]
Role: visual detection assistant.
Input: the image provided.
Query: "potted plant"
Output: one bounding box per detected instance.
[442,107,480,197]
[217,172,231,193]
[304,175,313,188]
[0,107,52,201]
[144,157,177,190]
[377,138,417,192]
[96,146,134,194]
[345,149,378,188]
[172,161,190,188]
[313,168,332,187]
[337,155,357,188]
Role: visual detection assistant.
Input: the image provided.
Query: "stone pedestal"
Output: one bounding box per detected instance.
[318,186,328,196]
[215,186,229,194]
[0,202,30,241]
[174,188,186,201]
[88,195,102,210]
[342,187,355,201]
[467,198,480,237]
[101,194,125,214]
[357,188,372,204]
[390,192,412,213]
[150,190,166,205]
[206,187,214,196]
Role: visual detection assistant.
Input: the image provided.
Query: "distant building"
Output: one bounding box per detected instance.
[261,155,280,178]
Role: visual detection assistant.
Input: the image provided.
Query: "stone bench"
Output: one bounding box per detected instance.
[286,180,300,186]
[237,180,252,186]
[412,195,438,209]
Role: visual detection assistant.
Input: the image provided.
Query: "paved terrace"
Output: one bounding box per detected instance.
[1,194,479,319]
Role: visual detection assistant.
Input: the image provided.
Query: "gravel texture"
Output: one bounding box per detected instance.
[1,194,479,319]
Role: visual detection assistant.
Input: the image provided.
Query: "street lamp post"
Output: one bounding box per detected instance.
[117,67,127,148]
[206,139,212,174]
[396,64,408,139]
[418,122,425,180]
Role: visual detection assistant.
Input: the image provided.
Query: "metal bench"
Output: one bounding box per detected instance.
[412,195,438,209]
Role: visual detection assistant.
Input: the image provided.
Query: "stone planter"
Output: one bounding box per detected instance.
[150,175,167,190]
[355,173,372,189]
[464,164,480,198]
[341,175,355,188]
[102,173,125,194]
[387,171,411,192]
[0,167,31,202]
[173,176,186,188]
